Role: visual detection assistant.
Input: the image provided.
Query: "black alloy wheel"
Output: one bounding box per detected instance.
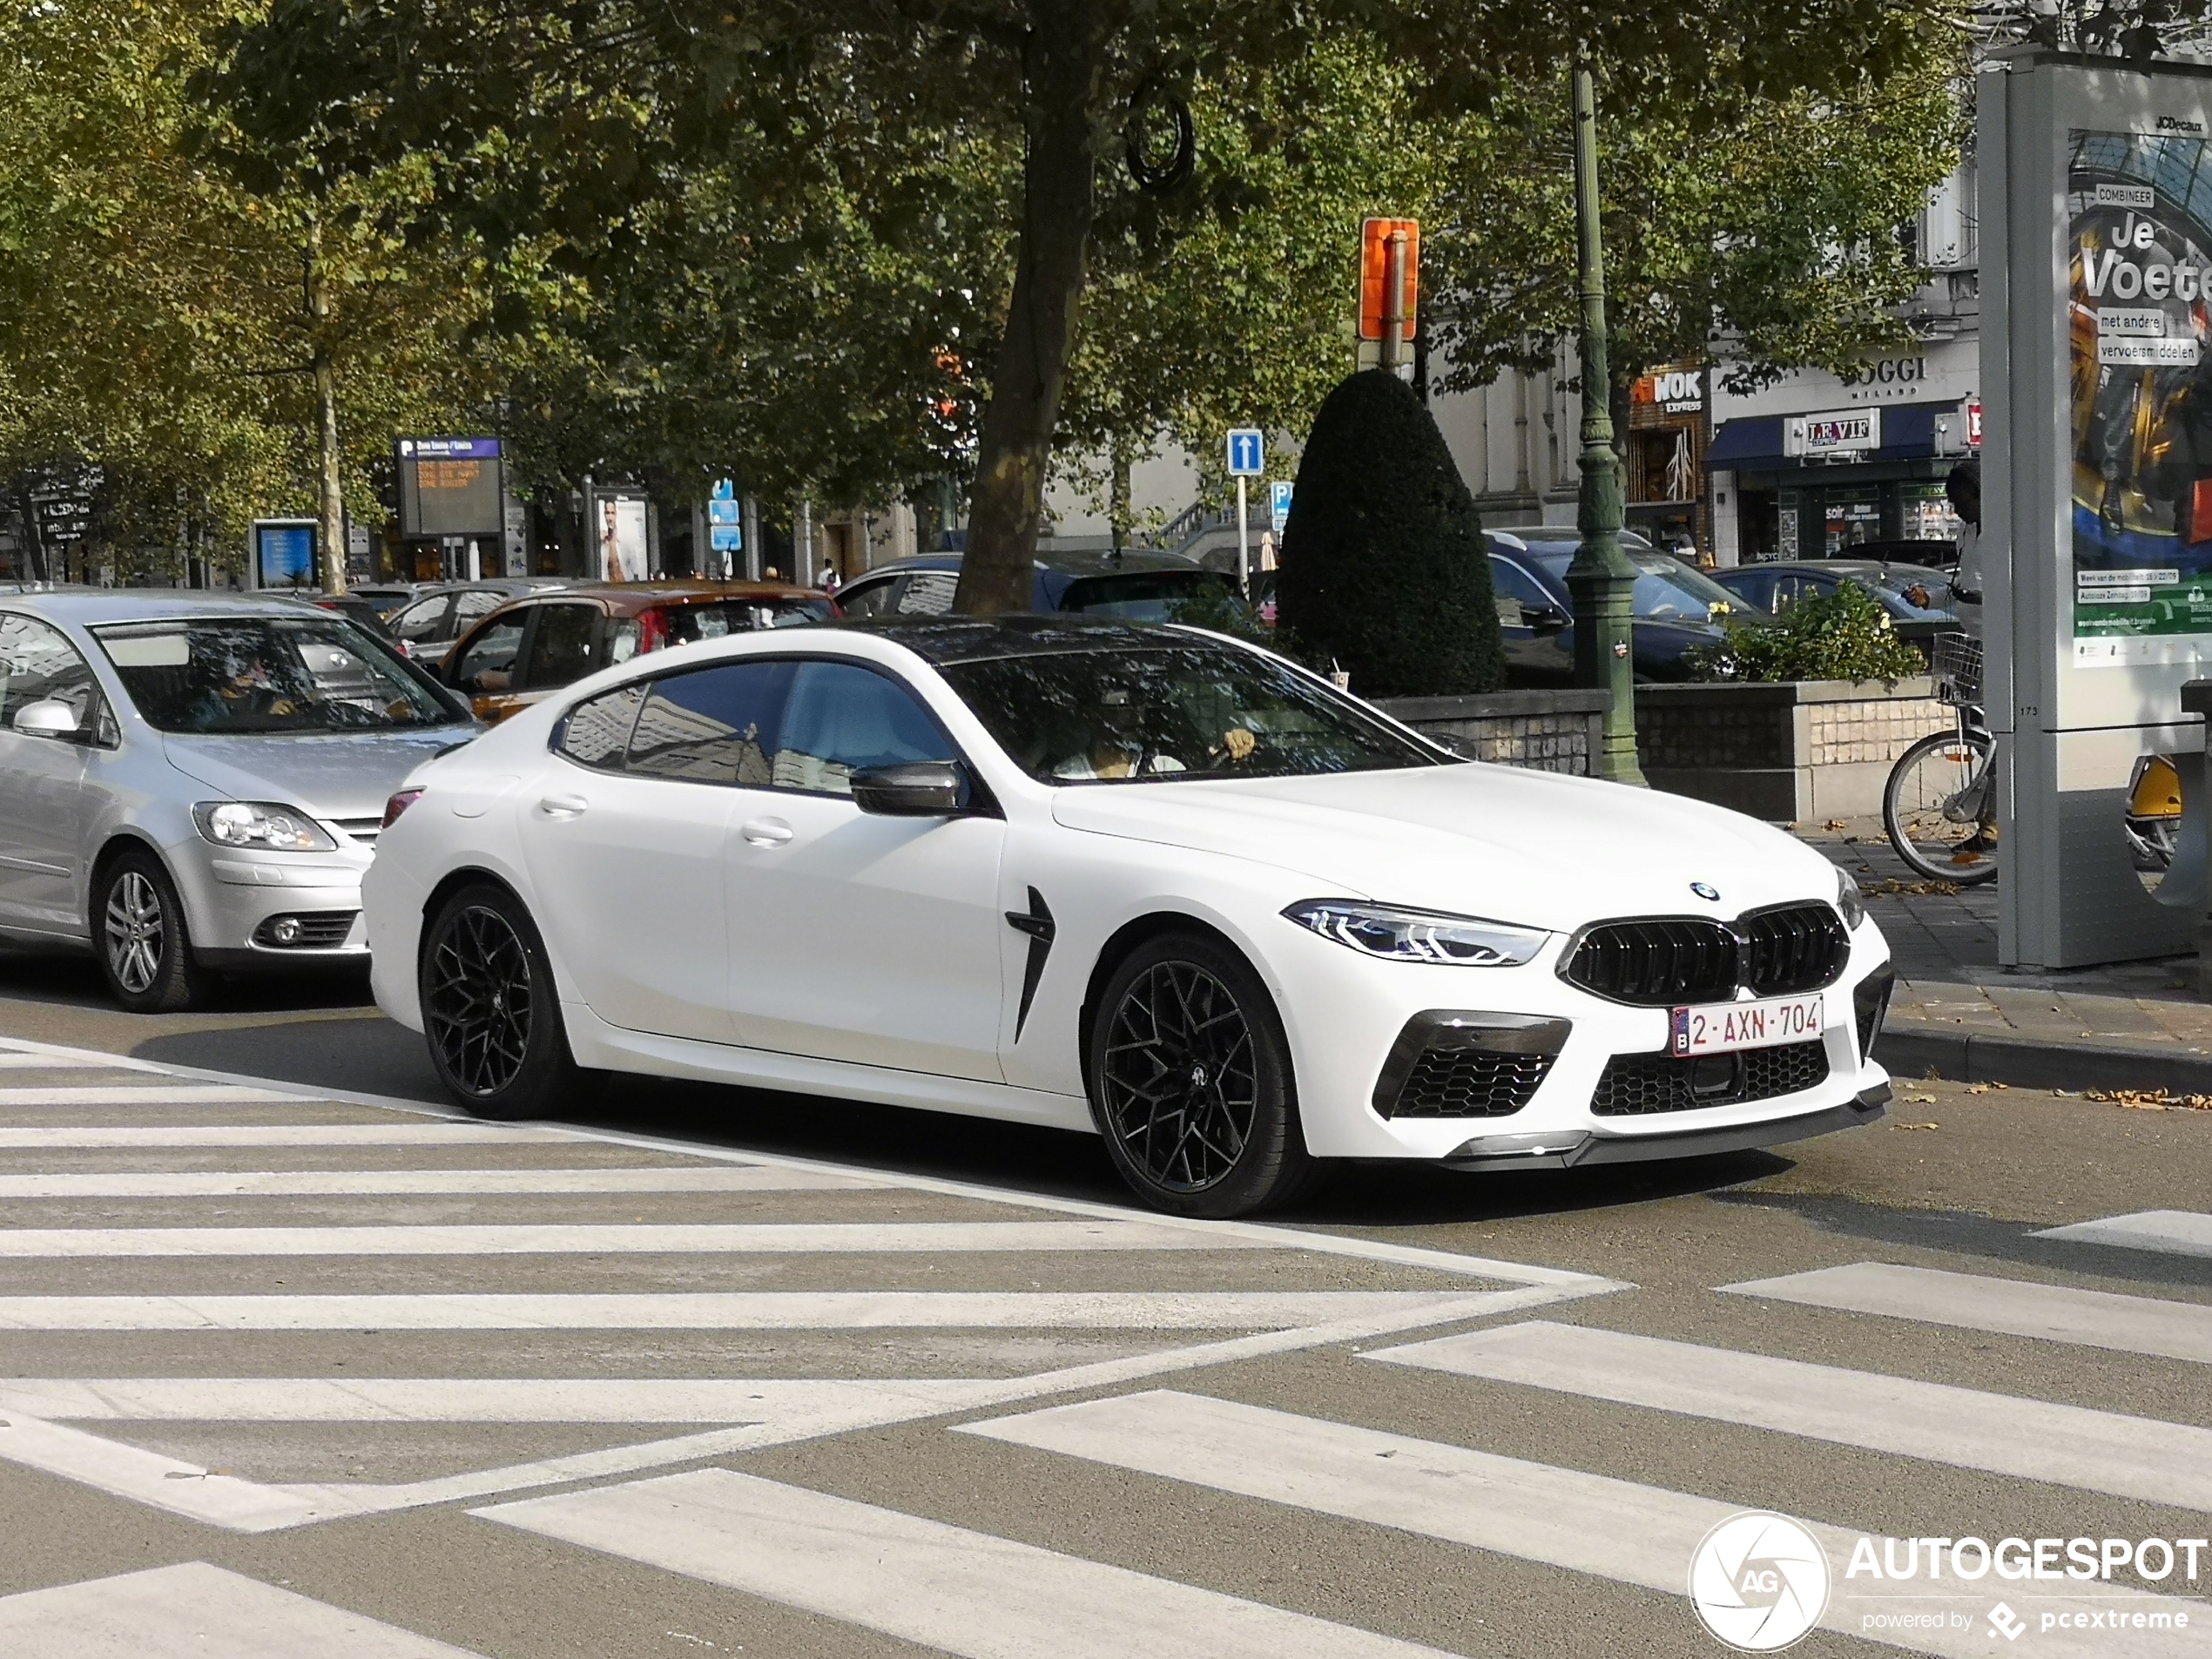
[94,848,209,1014]
[419,884,584,1119]
[1088,931,1319,1217]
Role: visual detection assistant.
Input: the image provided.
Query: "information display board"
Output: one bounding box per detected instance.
[1984,52,2212,967]
[397,437,503,539]
[250,520,318,590]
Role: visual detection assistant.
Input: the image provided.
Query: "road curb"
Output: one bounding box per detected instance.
[1878,1024,2212,1094]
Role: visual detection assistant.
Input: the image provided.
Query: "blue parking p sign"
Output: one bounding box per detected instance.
[1270,480,1294,533]
[1226,428,1264,476]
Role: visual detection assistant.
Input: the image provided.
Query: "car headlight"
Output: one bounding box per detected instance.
[1284,900,1550,966]
[1837,867,1865,930]
[192,801,337,852]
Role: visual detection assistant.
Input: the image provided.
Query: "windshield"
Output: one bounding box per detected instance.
[1527,549,1745,622]
[1057,570,1226,621]
[93,616,463,734]
[941,644,1447,785]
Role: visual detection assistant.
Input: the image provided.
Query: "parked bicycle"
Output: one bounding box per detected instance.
[1882,634,2184,886]
[1884,632,1998,885]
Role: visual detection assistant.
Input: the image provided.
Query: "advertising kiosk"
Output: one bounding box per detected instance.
[1985,51,2212,966]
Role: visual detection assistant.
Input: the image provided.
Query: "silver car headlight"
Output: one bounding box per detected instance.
[1836,868,1866,930]
[192,801,337,852]
[1284,900,1550,966]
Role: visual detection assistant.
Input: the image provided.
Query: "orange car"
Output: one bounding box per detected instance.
[441,581,837,724]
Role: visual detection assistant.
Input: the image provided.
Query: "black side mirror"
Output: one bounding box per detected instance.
[1527,604,1570,634]
[851,760,972,816]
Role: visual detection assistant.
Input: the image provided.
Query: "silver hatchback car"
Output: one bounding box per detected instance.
[0,590,478,1011]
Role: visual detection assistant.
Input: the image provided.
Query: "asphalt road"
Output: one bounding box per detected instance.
[2,941,2211,1657]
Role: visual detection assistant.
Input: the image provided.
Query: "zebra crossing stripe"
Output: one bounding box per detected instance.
[0,1124,565,1148]
[475,1467,1460,1659]
[0,1561,484,1656]
[0,1289,1467,1332]
[957,1390,2209,1659]
[0,1052,139,1070]
[0,1375,986,1423]
[1366,1319,2212,1512]
[1721,1262,2212,1365]
[0,1165,877,1197]
[2035,1211,2212,1258]
[0,1085,289,1105]
[0,1219,1271,1257]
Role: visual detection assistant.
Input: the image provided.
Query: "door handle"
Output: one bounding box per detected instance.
[537,793,589,818]
[738,817,793,846]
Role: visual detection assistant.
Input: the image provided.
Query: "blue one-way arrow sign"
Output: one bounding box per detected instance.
[1226,428,1264,476]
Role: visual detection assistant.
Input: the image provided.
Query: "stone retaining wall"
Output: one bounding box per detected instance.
[1635,678,1952,821]
[1368,689,1610,776]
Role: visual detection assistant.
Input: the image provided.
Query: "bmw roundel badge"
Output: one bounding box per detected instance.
[1689,882,1721,902]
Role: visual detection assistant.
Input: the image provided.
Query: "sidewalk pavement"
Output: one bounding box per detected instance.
[1799,817,2212,1095]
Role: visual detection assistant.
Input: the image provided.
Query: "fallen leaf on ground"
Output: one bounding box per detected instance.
[1865,878,1964,897]
[1905,1093,1937,1103]
[1824,819,1849,831]
[2086,1088,2212,1110]
[1893,1122,1940,1131]
[1966,1082,2010,1094]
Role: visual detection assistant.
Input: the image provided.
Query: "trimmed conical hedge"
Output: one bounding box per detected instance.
[1276,369,1504,698]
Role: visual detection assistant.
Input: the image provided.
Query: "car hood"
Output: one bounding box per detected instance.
[161,728,476,820]
[1049,765,1838,934]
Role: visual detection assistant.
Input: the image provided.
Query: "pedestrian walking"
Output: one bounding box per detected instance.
[818,561,840,593]
[1946,457,1982,639]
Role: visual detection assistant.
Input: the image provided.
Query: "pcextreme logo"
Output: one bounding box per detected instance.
[1689,1512,1831,1651]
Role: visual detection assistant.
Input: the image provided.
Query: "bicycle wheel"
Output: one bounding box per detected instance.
[1884,729,1999,885]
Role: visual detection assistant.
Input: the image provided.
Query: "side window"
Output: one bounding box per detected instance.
[772,662,954,796]
[522,604,601,689]
[893,572,958,616]
[1487,557,1555,626]
[628,660,796,786]
[555,682,647,771]
[833,576,898,617]
[392,595,454,645]
[1723,571,1773,612]
[0,614,99,739]
[452,590,505,629]
[451,618,527,695]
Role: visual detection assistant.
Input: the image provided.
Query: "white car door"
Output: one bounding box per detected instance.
[518,671,750,1043]
[725,658,1006,1082]
[0,616,98,934]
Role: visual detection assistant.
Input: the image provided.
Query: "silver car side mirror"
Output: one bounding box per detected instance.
[11,698,83,739]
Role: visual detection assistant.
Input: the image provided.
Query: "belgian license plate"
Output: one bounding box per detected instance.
[1670,993,1824,1057]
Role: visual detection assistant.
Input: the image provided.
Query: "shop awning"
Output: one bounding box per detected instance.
[1706,401,1959,471]
[1706,416,1785,470]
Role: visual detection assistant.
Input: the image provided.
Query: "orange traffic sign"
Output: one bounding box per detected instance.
[1359,218,1420,342]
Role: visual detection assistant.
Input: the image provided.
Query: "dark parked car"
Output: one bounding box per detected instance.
[834,550,1230,621]
[1487,532,1765,686]
[1812,536,1957,570]
[1709,560,1958,654]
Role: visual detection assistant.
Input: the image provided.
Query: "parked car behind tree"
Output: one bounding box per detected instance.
[1487,532,1765,686]
[1709,560,1957,657]
[442,580,835,724]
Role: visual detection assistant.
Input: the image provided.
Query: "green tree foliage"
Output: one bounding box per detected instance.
[206,0,1954,610]
[0,0,501,580]
[1275,370,1503,698]
[1690,582,1925,684]
[1423,44,1972,403]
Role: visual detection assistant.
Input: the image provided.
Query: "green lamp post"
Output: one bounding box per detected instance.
[1563,61,1646,786]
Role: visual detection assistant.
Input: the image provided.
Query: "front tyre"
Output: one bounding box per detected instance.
[1088,931,1318,1217]
[94,848,210,1013]
[419,883,584,1120]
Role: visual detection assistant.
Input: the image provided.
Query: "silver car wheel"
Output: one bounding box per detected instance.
[104,871,165,995]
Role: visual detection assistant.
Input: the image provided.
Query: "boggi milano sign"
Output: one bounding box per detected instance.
[1985,51,2212,970]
